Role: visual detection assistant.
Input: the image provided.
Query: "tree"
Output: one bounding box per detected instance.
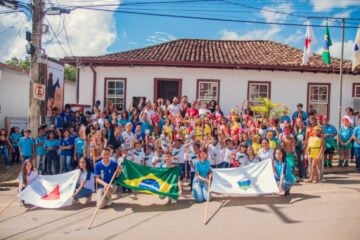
[5,57,30,70]
[64,65,76,81]
[250,98,289,119]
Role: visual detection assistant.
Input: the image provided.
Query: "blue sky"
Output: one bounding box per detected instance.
[0,0,360,61]
[107,0,360,60]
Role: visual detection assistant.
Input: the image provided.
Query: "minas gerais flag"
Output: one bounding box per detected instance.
[116,160,180,199]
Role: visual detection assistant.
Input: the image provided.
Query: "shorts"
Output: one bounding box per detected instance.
[324,147,335,155]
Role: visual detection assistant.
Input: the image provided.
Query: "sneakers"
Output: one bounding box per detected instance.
[337,160,343,168]
[85,195,92,204]
[105,200,112,207]
[284,189,290,196]
[344,160,349,168]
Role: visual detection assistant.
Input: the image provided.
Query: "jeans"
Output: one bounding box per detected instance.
[295,148,307,179]
[178,163,185,181]
[21,155,32,163]
[60,155,73,173]
[217,162,229,168]
[75,187,92,199]
[354,147,360,170]
[0,147,10,167]
[192,179,209,203]
[12,146,20,163]
[190,172,195,192]
[277,181,294,191]
[37,155,46,173]
[46,150,58,174]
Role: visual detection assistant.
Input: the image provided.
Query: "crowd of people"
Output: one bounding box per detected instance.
[1,95,360,206]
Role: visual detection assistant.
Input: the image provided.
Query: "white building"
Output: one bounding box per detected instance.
[63,39,360,126]
[0,62,76,130]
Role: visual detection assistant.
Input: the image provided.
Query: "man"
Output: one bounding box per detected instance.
[167,97,181,116]
[321,116,337,168]
[94,148,122,208]
[292,103,308,122]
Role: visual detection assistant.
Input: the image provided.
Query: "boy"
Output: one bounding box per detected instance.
[160,150,182,204]
[128,141,145,165]
[235,142,249,167]
[35,127,47,173]
[144,145,154,167]
[94,148,122,208]
[44,130,59,174]
[152,147,164,167]
[223,139,235,168]
[10,127,22,164]
[172,139,185,179]
[19,129,34,163]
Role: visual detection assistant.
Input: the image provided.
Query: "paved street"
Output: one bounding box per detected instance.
[0,172,359,240]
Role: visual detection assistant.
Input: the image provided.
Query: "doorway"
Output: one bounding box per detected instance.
[154,78,182,102]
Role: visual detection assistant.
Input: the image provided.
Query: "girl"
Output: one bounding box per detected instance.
[73,158,94,203]
[74,127,86,162]
[10,127,22,164]
[44,130,59,174]
[59,129,75,173]
[0,129,11,169]
[192,147,212,203]
[273,148,296,196]
[338,116,353,167]
[294,117,307,180]
[258,139,274,162]
[18,159,38,205]
[90,130,107,163]
[247,147,260,165]
[306,126,325,183]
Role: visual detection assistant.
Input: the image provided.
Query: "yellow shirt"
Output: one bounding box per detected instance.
[252,142,261,155]
[204,124,212,136]
[308,136,322,159]
[164,126,173,140]
[194,126,202,141]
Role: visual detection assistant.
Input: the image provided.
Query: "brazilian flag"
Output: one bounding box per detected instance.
[115,160,180,199]
[322,23,332,65]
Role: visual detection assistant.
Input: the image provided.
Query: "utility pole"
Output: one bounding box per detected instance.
[29,0,44,135]
[338,18,345,129]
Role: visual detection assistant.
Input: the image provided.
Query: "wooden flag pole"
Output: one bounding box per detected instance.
[0,195,18,215]
[203,177,212,225]
[87,170,118,229]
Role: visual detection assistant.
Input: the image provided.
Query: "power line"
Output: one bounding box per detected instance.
[45,16,69,56]
[60,14,74,56]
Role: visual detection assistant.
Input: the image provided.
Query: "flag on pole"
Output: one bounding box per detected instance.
[20,170,80,208]
[352,25,360,72]
[322,22,332,65]
[210,159,279,195]
[115,160,180,199]
[302,20,317,65]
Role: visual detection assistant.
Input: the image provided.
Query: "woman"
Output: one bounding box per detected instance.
[73,158,94,203]
[208,100,217,113]
[0,129,11,169]
[273,148,296,196]
[258,139,274,162]
[247,147,259,165]
[118,110,130,126]
[90,130,107,163]
[306,126,325,183]
[18,159,38,205]
[192,147,212,203]
[294,117,307,180]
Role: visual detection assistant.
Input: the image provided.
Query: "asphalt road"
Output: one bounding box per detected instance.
[0,173,359,240]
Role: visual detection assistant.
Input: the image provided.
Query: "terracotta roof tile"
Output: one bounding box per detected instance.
[62,39,359,74]
[0,62,29,74]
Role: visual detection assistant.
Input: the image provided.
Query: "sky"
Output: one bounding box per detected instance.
[0,0,360,62]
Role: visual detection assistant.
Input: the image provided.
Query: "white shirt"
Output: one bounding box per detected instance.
[128,149,145,164]
[236,152,249,166]
[78,170,95,192]
[258,148,274,162]
[208,143,220,166]
[172,146,185,164]
[223,148,234,164]
[152,153,164,168]
[168,104,181,116]
[122,131,134,148]
[144,152,154,167]
[19,170,38,186]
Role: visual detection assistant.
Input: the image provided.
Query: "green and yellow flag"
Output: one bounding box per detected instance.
[115,160,180,199]
[322,23,332,65]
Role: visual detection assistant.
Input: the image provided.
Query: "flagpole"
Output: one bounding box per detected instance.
[203,176,212,225]
[338,18,345,129]
[0,195,18,215]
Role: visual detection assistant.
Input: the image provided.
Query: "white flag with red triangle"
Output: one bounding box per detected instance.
[302,20,317,65]
[20,170,81,208]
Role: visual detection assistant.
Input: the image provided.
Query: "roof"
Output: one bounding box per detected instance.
[0,62,29,75]
[62,39,359,74]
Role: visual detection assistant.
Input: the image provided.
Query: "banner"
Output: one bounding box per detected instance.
[210,159,279,195]
[115,160,180,199]
[46,60,64,116]
[20,170,80,208]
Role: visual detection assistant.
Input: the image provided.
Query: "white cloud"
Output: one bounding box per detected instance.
[0,0,121,61]
[284,29,303,45]
[219,26,282,41]
[260,3,294,23]
[146,32,176,44]
[316,40,354,60]
[333,10,353,19]
[310,0,360,12]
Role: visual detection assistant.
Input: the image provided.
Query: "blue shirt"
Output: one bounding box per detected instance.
[75,137,85,154]
[44,139,59,151]
[60,137,75,156]
[280,115,291,124]
[322,124,337,148]
[339,126,353,142]
[19,137,34,157]
[274,159,296,183]
[94,159,118,188]
[10,133,22,147]
[195,160,211,178]
[291,111,308,121]
[353,126,360,148]
[35,135,47,155]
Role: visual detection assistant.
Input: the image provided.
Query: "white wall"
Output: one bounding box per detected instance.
[64,80,76,105]
[0,69,30,129]
[78,66,360,126]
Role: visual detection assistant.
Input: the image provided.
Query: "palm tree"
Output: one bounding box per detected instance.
[250,98,289,120]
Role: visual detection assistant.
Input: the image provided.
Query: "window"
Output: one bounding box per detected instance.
[247,81,271,105]
[196,79,220,103]
[104,78,126,111]
[353,83,360,98]
[307,83,330,118]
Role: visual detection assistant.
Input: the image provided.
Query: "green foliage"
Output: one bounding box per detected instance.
[64,65,76,81]
[5,57,30,70]
[250,98,289,119]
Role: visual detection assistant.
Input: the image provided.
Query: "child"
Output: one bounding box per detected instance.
[44,130,59,174]
[235,142,249,167]
[10,127,22,164]
[18,159,38,205]
[172,139,185,180]
[338,116,353,167]
[59,129,75,173]
[306,126,325,183]
[273,148,296,196]
[144,145,154,167]
[247,147,260,165]
[152,147,164,167]
[74,127,86,162]
[192,147,212,203]
[128,141,145,165]
[35,127,47,173]
[73,158,95,203]
[189,141,201,192]
[251,134,262,156]
[121,123,134,149]
[223,139,235,168]
[207,136,220,168]
[19,129,34,163]
[160,150,182,204]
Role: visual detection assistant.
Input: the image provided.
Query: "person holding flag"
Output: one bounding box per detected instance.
[94,148,122,209]
[322,22,332,65]
[18,159,38,206]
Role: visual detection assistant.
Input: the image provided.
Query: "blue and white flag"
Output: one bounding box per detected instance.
[210,159,279,195]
